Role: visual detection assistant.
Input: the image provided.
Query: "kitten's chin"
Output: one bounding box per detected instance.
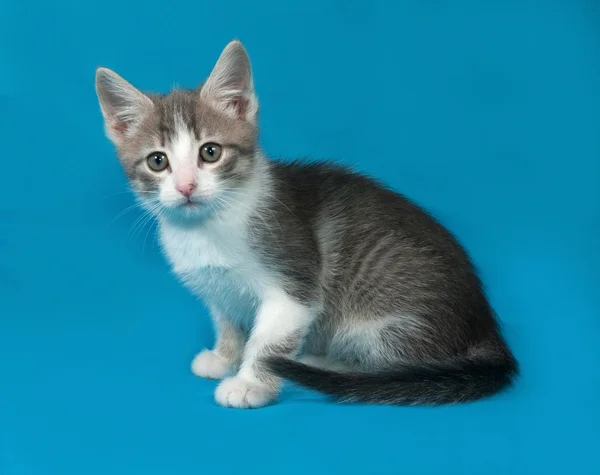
[162,200,216,224]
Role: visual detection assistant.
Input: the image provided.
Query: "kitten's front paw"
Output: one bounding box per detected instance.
[215,377,276,409]
[191,350,233,380]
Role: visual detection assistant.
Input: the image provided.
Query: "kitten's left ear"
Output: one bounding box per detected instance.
[95,67,154,144]
[200,40,258,123]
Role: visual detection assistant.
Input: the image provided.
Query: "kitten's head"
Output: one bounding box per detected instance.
[95,40,259,222]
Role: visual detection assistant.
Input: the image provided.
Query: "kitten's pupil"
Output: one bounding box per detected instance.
[206,146,214,156]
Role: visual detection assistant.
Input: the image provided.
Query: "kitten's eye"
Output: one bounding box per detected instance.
[199,143,222,163]
[146,152,169,172]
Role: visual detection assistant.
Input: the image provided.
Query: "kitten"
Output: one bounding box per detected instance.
[95,40,518,409]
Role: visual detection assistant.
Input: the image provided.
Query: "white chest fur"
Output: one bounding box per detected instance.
[158,216,266,326]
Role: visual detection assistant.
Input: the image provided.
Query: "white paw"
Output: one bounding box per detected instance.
[215,377,275,409]
[191,350,232,380]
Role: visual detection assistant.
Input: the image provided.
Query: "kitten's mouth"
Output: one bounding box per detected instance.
[178,198,205,211]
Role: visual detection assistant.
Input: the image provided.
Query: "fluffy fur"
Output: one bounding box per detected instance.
[95,40,518,408]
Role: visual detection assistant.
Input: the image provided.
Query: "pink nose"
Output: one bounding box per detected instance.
[176,182,196,198]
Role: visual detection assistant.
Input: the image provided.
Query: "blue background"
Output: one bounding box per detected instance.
[1,0,599,474]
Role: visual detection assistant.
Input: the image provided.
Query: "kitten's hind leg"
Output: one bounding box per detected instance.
[192,307,245,380]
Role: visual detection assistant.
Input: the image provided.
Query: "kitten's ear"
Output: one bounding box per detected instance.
[95,68,154,144]
[200,40,258,123]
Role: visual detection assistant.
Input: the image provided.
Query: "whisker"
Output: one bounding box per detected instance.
[127,201,162,241]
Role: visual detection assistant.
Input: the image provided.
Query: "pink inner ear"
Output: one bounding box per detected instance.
[110,119,131,135]
[232,97,249,119]
[111,121,128,134]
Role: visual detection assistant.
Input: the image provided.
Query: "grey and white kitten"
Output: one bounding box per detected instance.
[95,40,518,408]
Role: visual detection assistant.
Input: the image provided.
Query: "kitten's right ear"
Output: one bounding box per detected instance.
[95,68,153,144]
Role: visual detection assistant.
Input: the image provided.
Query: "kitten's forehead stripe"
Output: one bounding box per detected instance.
[154,91,196,144]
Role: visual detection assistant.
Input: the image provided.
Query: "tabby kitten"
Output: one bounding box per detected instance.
[95,40,518,408]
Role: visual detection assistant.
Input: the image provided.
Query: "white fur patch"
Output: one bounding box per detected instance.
[239,288,316,379]
[158,158,274,329]
[158,119,199,207]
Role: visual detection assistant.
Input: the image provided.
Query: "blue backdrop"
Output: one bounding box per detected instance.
[1,1,598,474]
